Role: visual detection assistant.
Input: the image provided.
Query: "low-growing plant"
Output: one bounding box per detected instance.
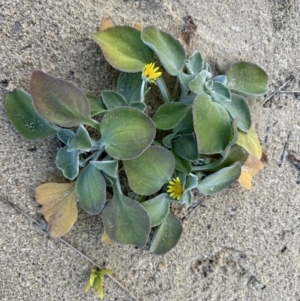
[5,24,267,255]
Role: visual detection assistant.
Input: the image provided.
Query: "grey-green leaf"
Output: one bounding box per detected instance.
[100,107,156,160]
[174,134,198,161]
[150,213,183,255]
[124,146,175,195]
[193,94,232,154]
[226,62,268,97]
[152,102,191,130]
[86,94,107,116]
[197,162,241,195]
[101,90,128,110]
[75,164,106,214]
[6,89,56,140]
[56,146,79,180]
[68,125,92,151]
[57,129,75,145]
[102,195,151,247]
[141,193,170,227]
[90,160,118,179]
[186,51,204,74]
[141,26,186,76]
[117,72,143,103]
[189,70,210,94]
[216,93,252,132]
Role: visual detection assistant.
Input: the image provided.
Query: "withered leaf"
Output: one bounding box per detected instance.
[238,154,267,190]
[180,15,197,46]
[35,182,77,238]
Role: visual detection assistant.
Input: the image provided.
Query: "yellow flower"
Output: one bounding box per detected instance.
[142,62,162,83]
[167,177,184,200]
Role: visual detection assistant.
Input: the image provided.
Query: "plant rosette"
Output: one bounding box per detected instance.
[6,24,268,255]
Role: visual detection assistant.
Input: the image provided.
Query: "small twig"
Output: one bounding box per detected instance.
[261,80,291,105]
[0,196,139,301]
[180,198,204,221]
[279,90,300,93]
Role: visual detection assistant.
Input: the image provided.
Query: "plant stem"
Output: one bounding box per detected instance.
[140,80,146,103]
[156,77,171,103]
[85,118,100,130]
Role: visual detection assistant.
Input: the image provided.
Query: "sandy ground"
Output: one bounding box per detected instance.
[1,0,300,300]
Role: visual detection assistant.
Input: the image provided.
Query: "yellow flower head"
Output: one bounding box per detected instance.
[167,177,184,201]
[142,62,162,84]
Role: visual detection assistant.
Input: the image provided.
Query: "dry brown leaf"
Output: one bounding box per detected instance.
[180,15,197,46]
[238,154,267,190]
[35,182,77,238]
[134,23,142,31]
[99,18,114,31]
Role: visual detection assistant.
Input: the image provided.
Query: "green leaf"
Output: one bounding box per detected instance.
[56,146,79,180]
[117,72,143,103]
[128,102,147,112]
[173,110,194,134]
[68,125,92,151]
[174,134,198,161]
[186,51,204,74]
[162,133,176,148]
[226,62,268,97]
[180,190,193,207]
[193,94,232,154]
[90,160,118,178]
[102,195,151,247]
[236,126,262,159]
[152,102,191,130]
[30,70,92,127]
[6,89,56,140]
[141,193,170,227]
[75,163,106,214]
[101,90,127,110]
[189,70,210,94]
[150,213,183,255]
[206,80,231,102]
[172,150,192,174]
[141,26,186,76]
[100,107,156,160]
[197,162,241,195]
[216,93,251,132]
[92,26,154,72]
[57,129,74,145]
[178,70,197,91]
[124,146,175,195]
[185,173,198,190]
[194,145,248,172]
[86,94,107,116]
[213,75,227,85]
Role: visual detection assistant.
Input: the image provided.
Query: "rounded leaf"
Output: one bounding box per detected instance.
[30,70,91,127]
[152,102,191,130]
[75,164,106,214]
[150,213,183,255]
[226,62,268,97]
[124,146,175,195]
[100,107,156,160]
[193,94,232,154]
[117,72,143,103]
[35,182,77,238]
[92,26,154,72]
[174,134,198,161]
[141,26,186,76]
[56,146,79,180]
[101,90,127,110]
[141,193,170,227]
[6,89,56,140]
[102,195,151,247]
[197,162,241,195]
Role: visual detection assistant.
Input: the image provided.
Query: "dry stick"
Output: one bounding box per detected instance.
[261,80,291,105]
[0,197,139,301]
[280,90,300,93]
